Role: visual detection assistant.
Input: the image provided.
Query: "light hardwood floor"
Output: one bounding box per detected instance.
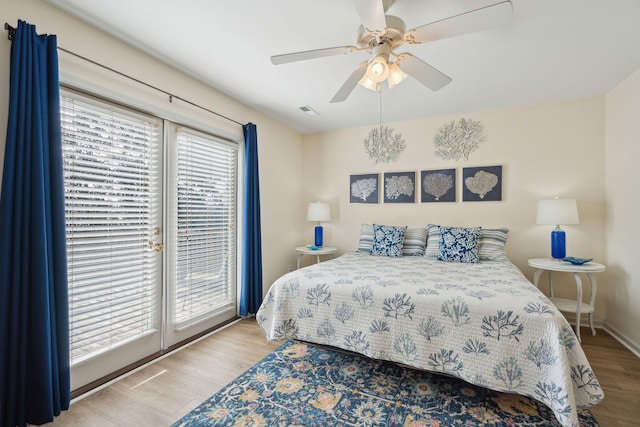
[42,320,639,427]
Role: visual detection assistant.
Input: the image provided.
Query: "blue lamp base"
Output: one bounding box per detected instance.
[314,225,323,247]
[551,228,566,259]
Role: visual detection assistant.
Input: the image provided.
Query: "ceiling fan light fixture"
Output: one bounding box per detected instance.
[272,1,513,103]
[366,56,389,83]
[358,74,378,91]
[387,62,407,89]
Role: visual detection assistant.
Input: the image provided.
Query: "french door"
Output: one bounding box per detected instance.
[164,123,238,347]
[61,89,238,391]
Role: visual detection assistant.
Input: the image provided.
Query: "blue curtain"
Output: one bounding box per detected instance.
[239,123,263,316]
[0,21,70,426]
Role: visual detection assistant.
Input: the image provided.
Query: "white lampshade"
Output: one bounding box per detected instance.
[366,56,389,83]
[387,62,407,89]
[536,198,579,225]
[357,74,377,91]
[307,202,331,222]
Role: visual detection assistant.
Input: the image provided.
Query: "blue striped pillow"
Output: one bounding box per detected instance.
[402,226,427,256]
[478,228,509,261]
[357,224,374,253]
[424,224,441,259]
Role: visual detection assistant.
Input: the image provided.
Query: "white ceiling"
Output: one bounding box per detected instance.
[48,0,640,134]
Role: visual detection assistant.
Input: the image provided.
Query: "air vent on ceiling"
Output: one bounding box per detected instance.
[298,105,319,116]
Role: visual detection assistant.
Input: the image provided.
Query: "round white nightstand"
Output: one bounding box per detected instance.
[528,257,606,342]
[295,246,337,269]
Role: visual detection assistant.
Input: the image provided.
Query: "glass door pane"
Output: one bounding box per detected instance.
[61,89,163,390]
[164,123,238,347]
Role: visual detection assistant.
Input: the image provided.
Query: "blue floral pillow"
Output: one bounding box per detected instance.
[437,226,481,263]
[369,224,407,257]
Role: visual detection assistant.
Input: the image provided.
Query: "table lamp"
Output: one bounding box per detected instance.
[536,197,579,260]
[307,202,330,247]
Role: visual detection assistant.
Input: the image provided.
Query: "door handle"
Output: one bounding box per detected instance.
[148,240,164,252]
[148,227,163,251]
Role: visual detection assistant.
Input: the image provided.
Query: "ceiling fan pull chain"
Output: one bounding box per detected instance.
[379,87,382,130]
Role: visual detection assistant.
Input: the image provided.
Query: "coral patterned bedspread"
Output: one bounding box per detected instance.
[256,251,603,427]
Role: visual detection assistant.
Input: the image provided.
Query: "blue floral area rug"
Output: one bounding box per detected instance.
[172,340,598,427]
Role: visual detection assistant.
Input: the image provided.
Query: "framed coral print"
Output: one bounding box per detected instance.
[383,171,415,203]
[421,169,456,202]
[350,173,379,204]
[463,165,502,201]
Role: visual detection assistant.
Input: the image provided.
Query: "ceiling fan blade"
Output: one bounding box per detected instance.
[405,0,512,44]
[330,61,368,103]
[396,53,451,91]
[271,46,357,65]
[352,0,387,35]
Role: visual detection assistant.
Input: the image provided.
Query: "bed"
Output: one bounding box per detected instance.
[256,224,603,427]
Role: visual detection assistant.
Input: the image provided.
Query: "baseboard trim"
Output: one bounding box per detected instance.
[560,314,604,330]
[558,315,640,358]
[70,317,243,404]
[602,322,640,359]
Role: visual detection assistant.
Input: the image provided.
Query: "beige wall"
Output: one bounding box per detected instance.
[605,67,640,354]
[0,0,303,296]
[301,97,609,321]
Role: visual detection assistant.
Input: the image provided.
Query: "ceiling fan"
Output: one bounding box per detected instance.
[271,0,513,103]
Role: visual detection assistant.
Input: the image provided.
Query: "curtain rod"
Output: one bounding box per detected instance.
[4,23,15,40]
[4,22,244,127]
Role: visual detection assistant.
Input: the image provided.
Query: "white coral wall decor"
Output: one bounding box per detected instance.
[349,173,379,204]
[433,118,485,161]
[364,125,406,164]
[383,171,415,203]
[420,169,456,203]
[462,166,502,201]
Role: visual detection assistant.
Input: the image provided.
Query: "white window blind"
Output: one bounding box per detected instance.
[60,91,162,364]
[173,128,237,328]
